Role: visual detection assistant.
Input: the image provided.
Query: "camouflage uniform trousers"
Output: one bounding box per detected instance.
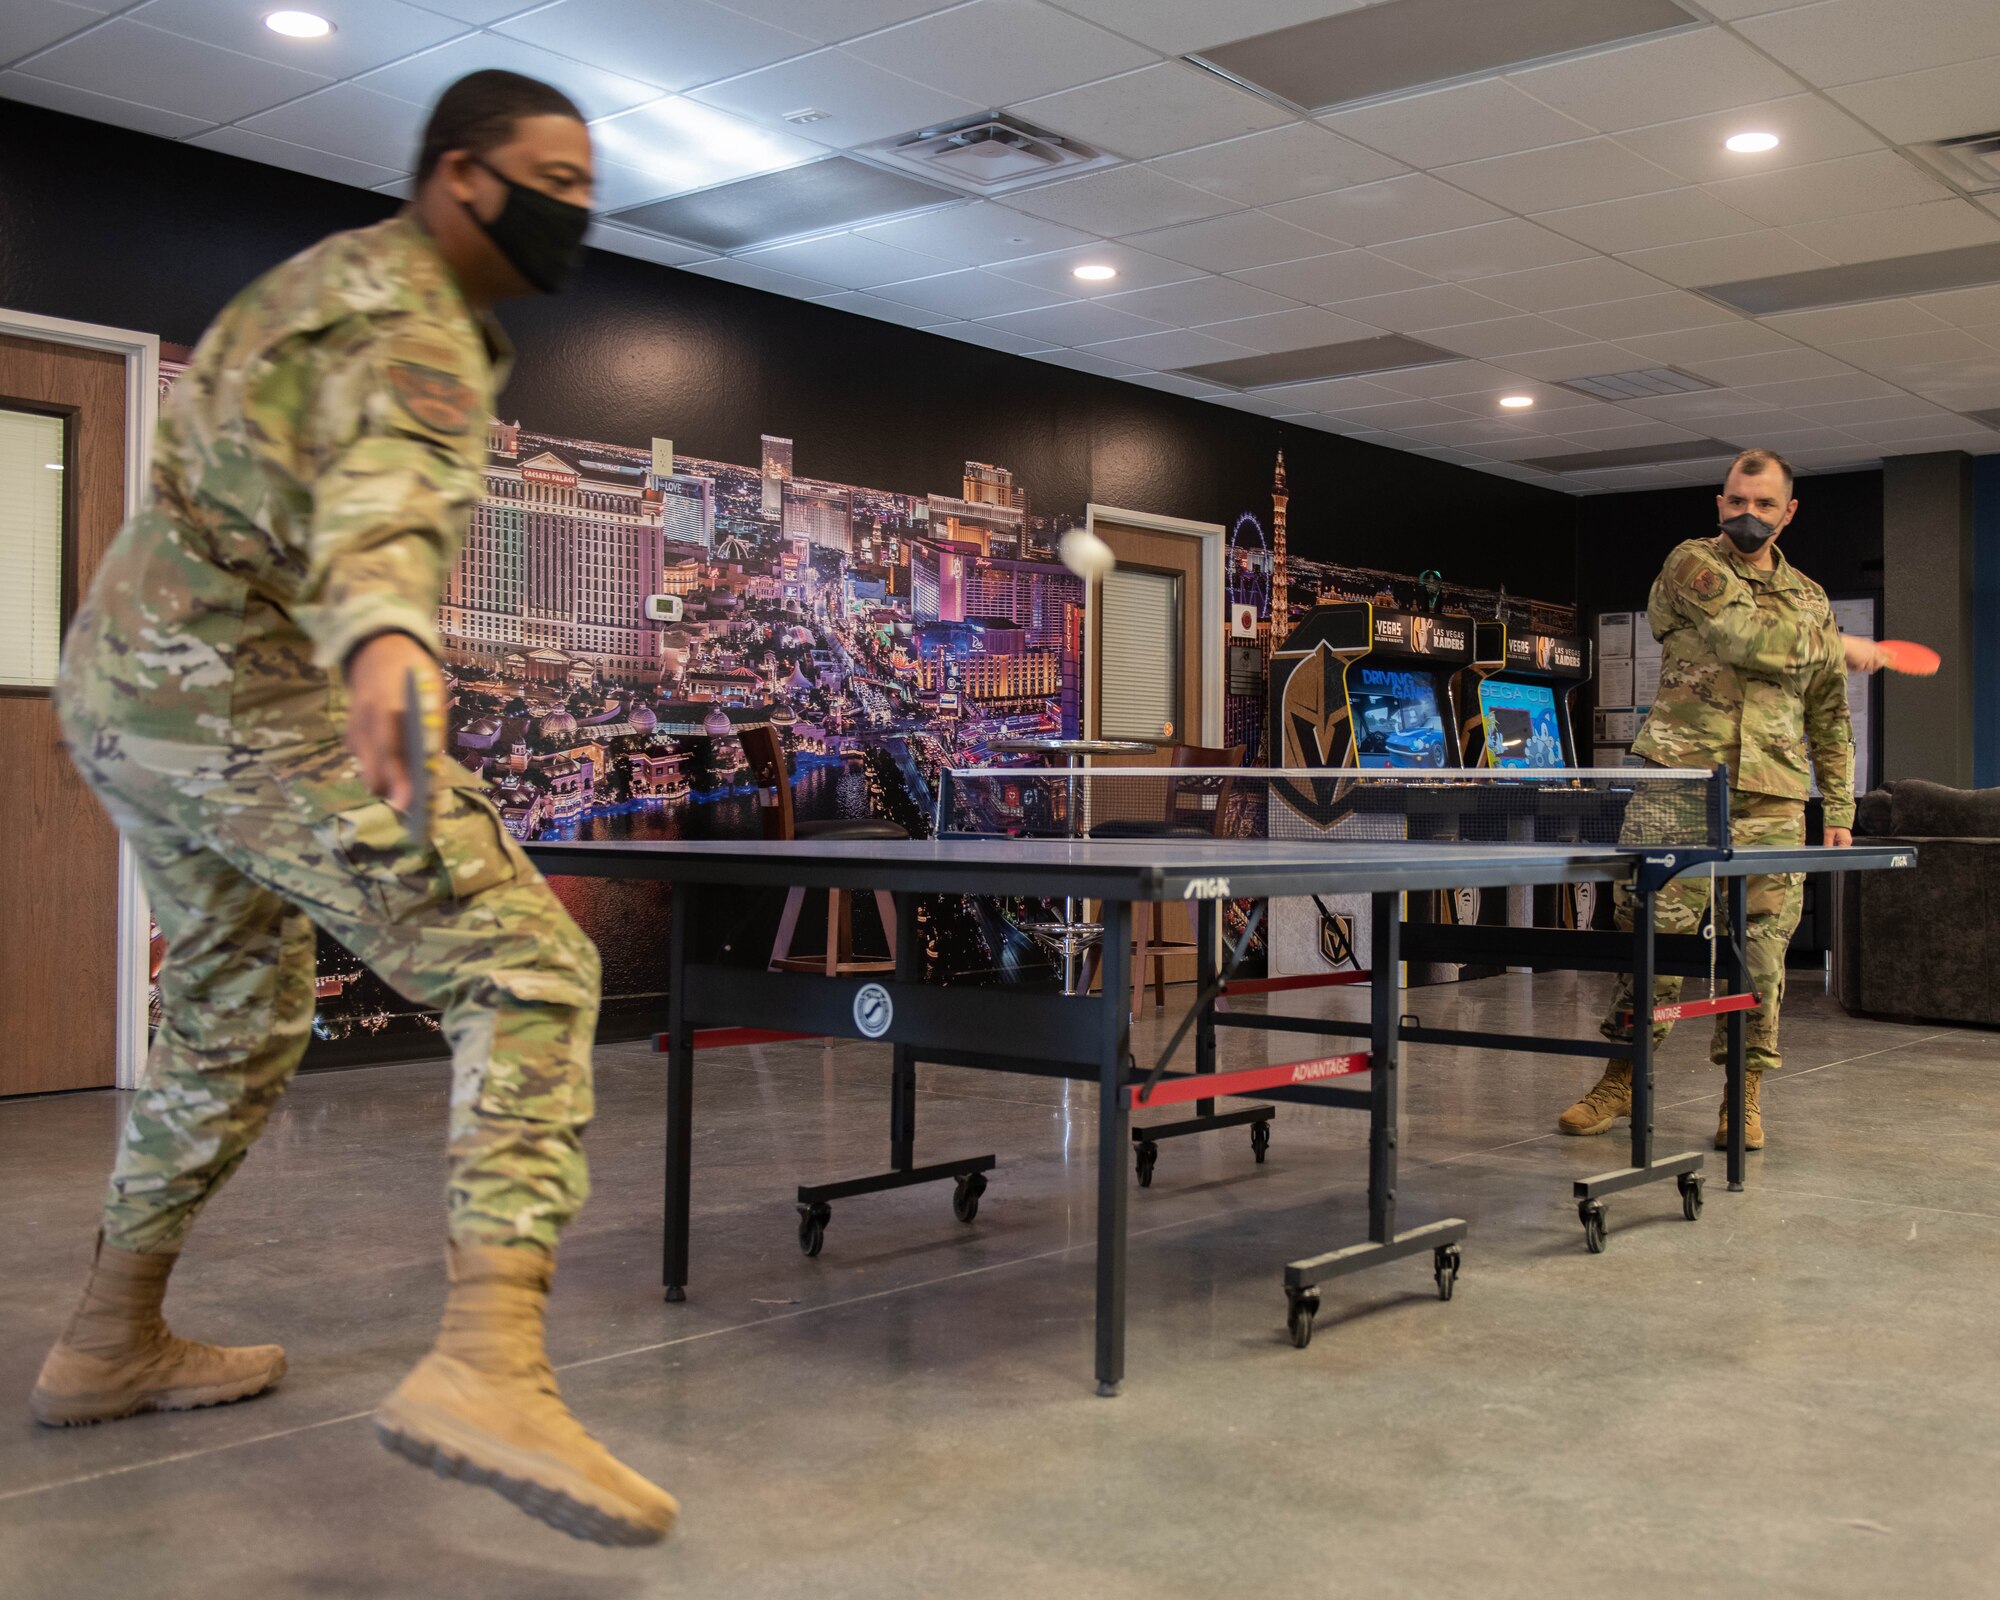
[61,710,598,1257]
[1601,789,1807,1075]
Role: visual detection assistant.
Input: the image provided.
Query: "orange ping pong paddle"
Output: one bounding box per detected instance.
[1875,640,1941,676]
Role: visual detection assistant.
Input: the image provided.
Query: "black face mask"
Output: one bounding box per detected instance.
[466,159,589,294]
[1720,511,1779,555]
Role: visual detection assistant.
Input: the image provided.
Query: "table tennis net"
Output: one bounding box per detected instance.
[937,767,1725,850]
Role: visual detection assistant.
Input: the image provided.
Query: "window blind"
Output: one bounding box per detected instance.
[1099,567,1180,742]
[0,409,66,689]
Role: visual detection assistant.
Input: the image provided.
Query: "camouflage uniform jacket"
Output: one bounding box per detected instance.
[1631,536,1854,827]
[65,215,506,741]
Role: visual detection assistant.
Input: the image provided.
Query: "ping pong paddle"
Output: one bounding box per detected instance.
[403,666,438,833]
[1875,639,1941,676]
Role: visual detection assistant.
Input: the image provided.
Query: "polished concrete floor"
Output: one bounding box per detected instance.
[5,972,1999,1599]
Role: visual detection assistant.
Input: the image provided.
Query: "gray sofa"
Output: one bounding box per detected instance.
[1835,779,2000,1027]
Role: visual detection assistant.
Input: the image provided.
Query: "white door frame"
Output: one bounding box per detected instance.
[1081,503,1226,747]
[0,305,159,1090]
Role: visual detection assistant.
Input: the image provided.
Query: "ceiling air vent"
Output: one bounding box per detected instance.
[1558,367,1716,401]
[859,112,1117,195]
[1910,131,2000,197]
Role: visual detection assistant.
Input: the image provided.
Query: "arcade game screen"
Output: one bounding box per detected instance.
[1349,666,1449,768]
[1479,679,1565,768]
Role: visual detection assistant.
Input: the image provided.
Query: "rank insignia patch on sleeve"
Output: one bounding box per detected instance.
[387,361,476,434]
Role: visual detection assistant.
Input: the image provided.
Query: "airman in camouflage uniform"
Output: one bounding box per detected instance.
[34,71,678,1547]
[1560,449,1868,1151]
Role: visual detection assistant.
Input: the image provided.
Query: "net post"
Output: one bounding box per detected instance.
[1709,764,1730,849]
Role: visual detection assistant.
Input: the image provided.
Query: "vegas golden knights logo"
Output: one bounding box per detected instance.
[1445,886,1481,926]
[1280,642,1350,768]
[1411,615,1435,654]
[1534,634,1557,671]
[1317,907,1357,969]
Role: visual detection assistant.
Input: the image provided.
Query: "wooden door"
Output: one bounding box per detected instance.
[0,333,127,1095]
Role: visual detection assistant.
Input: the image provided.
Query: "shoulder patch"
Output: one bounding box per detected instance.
[386,360,476,434]
[1672,553,1725,601]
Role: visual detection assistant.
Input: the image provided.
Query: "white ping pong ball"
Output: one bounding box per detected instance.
[1058,527,1116,581]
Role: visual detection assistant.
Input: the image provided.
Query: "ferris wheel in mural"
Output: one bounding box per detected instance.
[1228,510,1271,620]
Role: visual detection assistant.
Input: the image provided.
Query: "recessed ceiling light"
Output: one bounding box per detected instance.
[1725,131,1780,154]
[1499,394,1535,409]
[1072,264,1117,282]
[265,11,333,38]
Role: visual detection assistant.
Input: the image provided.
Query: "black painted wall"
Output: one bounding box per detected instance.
[0,95,1577,600]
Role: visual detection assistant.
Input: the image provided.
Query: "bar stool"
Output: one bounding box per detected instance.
[738,725,905,976]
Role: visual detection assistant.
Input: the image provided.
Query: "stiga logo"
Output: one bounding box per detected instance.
[1183,877,1232,899]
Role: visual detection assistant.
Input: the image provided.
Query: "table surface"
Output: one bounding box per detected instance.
[527,835,1916,900]
[985,738,1159,756]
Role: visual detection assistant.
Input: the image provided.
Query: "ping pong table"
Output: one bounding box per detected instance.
[526,767,1913,1394]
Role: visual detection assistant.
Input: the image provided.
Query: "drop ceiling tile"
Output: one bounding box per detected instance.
[1464,256,1668,314]
[1907,286,2000,328]
[1204,388,1318,416]
[1438,139,1682,214]
[129,0,466,77]
[1001,165,1239,235]
[1708,151,1956,231]
[1555,292,1740,340]
[1361,359,1517,400]
[1685,347,1858,386]
[16,18,330,122]
[702,0,948,46]
[2,65,221,135]
[1791,394,1959,425]
[1536,188,1763,255]
[1030,347,1144,378]
[1508,28,1809,135]
[1198,305,1386,352]
[987,242,1201,296]
[1737,372,1903,406]
[1125,211,1338,274]
[1611,94,1886,186]
[1230,250,1435,304]
[932,321,1059,355]
[809,289,958,328]
[1619,229,1838,289]
[1371,219,1594,283]
[1551,400,1688,432]
[1852,414,2000,444]
[1535,420,1710,450]
[686,47,981,147]
[870,268,1066,318]
[407,0,539,19]
[1099,275,1296,327]
[589,156,694,211]
[1120,370,1237,399]
[240,83,428,170]
[1910,381,2000,410]
[858,203,1091,266]
[1818,328,2000,376]
[1500,341,1652,381]
[736,231,958,289]
[1318,77,1595,169]
[1734,0,2000,90]
[372,176,415,199]
[1034,0,1365,57]
[1327,399,1480,431]
[1761,299,1952,345]
[585,220,716,266]
[1420,315,1594,360]
[1268,175,1506,249]
[1826,54,2000,145]
[1788,199,2000,266]
[679,254,842,298]
[1014,60,1292,162]
[2,1,130,65]
[1255,375,1412,410]
[983,298,1171,346]
[1619,321,1801,363]
[1079,327,1262,368]
[844,0,1154,106]
[359,31,661,119]
[1149,122,1404,208]
[1966,322,2000,352]
[1472,460,1565,485]
[498,0,819,91]
[189,125,404,188]
[1319,283,1515,331]
[1617,389,1788,423]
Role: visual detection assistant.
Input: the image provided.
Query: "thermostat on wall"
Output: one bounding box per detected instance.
[644,595,683,623]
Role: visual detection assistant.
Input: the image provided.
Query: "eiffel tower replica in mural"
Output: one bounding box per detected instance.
[1260,449,1289,663]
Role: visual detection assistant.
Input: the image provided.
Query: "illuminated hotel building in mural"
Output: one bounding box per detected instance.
[760,433,793,516]
[656,471,715,550]
[783,482,853,554]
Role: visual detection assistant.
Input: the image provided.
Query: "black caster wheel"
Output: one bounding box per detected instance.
[797,1201,831,1257]
[1250,1121,1272,1165]
[952,1171,987,1223]
[1135,1141,1159,1188]
[1285,1288,1321,1349]
[1679,1172,1704,1221]
[1433,1244,1462,1302]
[1578,1200,1607,1254]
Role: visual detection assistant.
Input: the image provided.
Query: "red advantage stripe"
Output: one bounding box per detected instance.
[1623,993,1759,1025]
[1128,1052,1370,1108]
[655,1028,824,1052]
[1223,971,1372,996]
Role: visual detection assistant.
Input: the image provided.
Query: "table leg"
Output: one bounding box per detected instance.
[1368,890,1401,1247]
[1095,898,1133,1397]
[890,892,917,1173]
[1629,886,1655,1175]
[664,884,695,1302]
[1725,874,1748,1191]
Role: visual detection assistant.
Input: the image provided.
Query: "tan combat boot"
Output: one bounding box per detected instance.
[374,1244,678,1547]
[30,1234,287,1426]
[1557,1062,1633,1136]
[1715,1070,1766,1151]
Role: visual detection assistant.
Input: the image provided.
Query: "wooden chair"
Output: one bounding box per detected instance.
[738,725,906,976]
[1088,743,1245,1013]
